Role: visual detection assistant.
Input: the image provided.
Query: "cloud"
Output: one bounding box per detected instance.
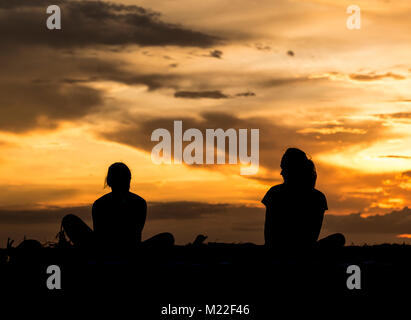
[0,48,182,132]
[0,205,91,224]
[0,3,205,133]
[99,112,272,156]
[297,127,367,135]
[0,185,81,210]
[254,43,271,51]
[260,76,326,87]
[148,201,229,220]
[94,111,401,217]
[323,207,411,234]
[98,111,390,179]
[375,112,411,120]
[36,101,394,218]
[0,201,230,224]
[174,90,229,99]
[349,72,406,81]
[295,119,387,142]
[226,206,411,240]
[378,155,411,159]
[236,92,256,97]
[0,81,103,132]
[0,0,65,9]
[402,171,411,178]
[0,0,220,49]
[209,50,223,59]
[1,200,410,246]
[51,54,183,91]
[174,91,257,99]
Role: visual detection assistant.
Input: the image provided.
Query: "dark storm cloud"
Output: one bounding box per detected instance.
[174,91,229,99]
[349,72,406,81]
[0,0,220,48]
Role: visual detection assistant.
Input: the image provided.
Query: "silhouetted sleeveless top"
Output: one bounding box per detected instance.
[262,183,327,247]
[92,192,147,248]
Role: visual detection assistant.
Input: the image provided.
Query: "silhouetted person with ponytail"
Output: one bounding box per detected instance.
[61,162,174,252]
[262,148,345,252]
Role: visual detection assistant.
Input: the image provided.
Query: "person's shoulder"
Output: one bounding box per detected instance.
[262,184,284,205]
[128,192,147,206]
[268,184,285,194]
[93,192,112,205]
[92,193,113,213]
[312,188,326,199]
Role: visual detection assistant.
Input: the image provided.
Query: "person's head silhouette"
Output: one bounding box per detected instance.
[280,148,316,188]
[105,162,131,193]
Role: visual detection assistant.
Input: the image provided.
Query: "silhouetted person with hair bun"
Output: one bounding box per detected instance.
[61,162,174,252]
[262,148,345,252]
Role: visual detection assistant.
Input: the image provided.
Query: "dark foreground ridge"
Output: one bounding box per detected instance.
[1,243,410,295]
[1,242,410,316]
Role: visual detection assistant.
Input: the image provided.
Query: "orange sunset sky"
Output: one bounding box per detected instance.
[0,0,410,245]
